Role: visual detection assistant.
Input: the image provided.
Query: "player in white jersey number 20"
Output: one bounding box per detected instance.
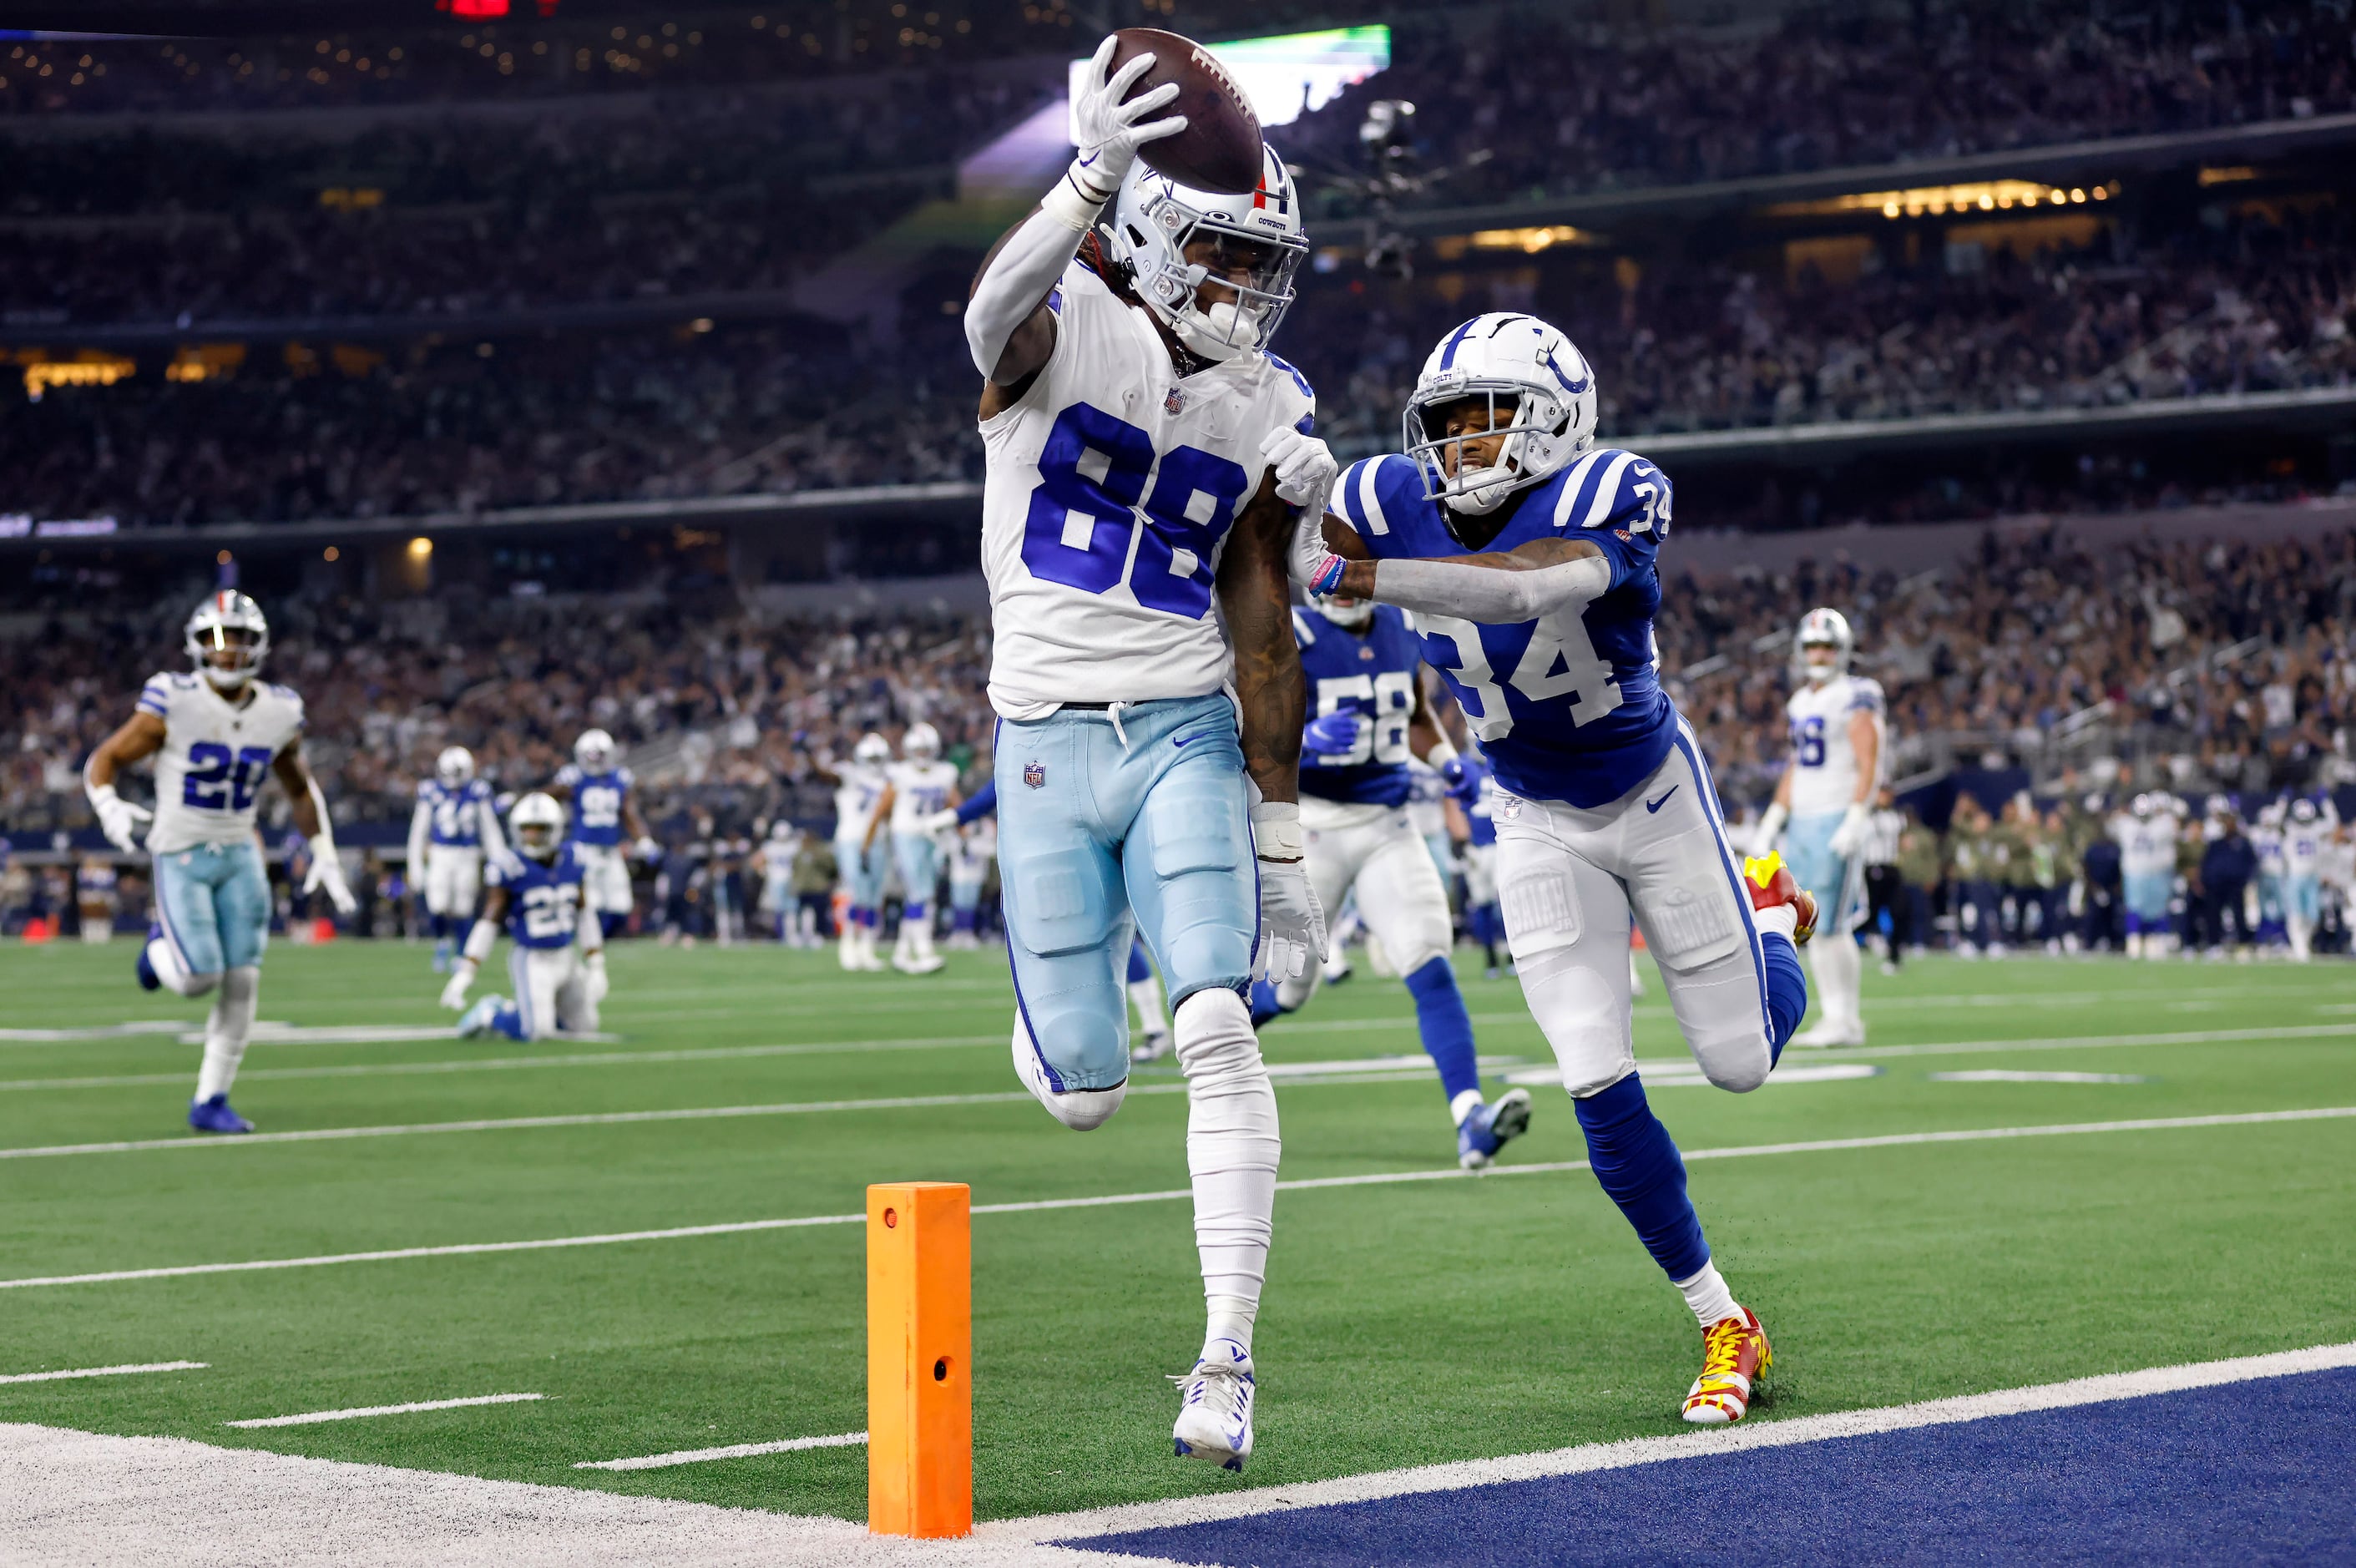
[1754,608,1885,1047]
[83,592,361,1135]
[963,34,1335,1471]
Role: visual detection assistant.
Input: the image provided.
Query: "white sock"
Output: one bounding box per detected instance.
[1128,973,1169,1037]
[1673,1261,1740,1329]
[1807,932,1861,1029]
[195,966,260,1101]
[1177,988,1278,1363]
[1448,1086,1485,1128]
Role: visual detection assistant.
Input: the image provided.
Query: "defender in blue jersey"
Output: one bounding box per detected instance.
[1255,596,1532,1168]
[1295,312,1814,1425]
[408,746,505,973]
[442,792,606,1041]
[551,728,657,939]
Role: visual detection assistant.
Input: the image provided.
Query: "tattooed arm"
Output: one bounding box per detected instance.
[1218,472,1306,805]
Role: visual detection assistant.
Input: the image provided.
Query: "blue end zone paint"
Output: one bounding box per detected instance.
[1075,1367,2356,1566]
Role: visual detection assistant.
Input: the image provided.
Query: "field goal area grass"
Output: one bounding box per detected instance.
[1,938,2353,1530]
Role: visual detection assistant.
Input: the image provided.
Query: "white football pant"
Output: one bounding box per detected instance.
[423,846,484,918]
[574,844,635,918]
[1278,798,1454,1012]
[507,945,600,1040]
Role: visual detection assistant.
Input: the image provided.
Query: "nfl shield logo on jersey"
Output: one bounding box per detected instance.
[1024,761,1047,789]
[1164,387,1186,416]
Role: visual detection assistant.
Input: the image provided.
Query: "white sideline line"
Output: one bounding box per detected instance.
[225,1393,544,1429]
[1930,1070,2150,1085]
[574,1431,867,1470]
[6,1105,2348,1292]
[0,1360,205,1385]
[1504,1064,1882,1088]
[995,1339,2356,1542]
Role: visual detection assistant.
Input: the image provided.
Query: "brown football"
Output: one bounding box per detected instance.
[1107,27,1264,195]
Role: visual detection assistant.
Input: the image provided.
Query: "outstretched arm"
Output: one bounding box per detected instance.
[1297,513,1611,624]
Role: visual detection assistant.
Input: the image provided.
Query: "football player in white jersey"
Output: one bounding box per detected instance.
[960,34,1334,1469]
[874,722,961,974]
[409,746,505,973]
[82,592,359,1134]
[827,732,893,971]
[2283,797,2330,961]
[1755,609,1884,1047]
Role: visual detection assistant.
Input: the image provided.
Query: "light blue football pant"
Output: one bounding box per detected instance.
[2286,874,2322,923]
[996,694,1256,1093]
[834,832,887,912]
[151,838,271,980]
[895,834,941,916]
[2123,871,2172,926]
[1783,812,1866,934]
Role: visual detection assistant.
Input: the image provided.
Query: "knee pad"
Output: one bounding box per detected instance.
[1670,955,1772,1094]
[1011,1014,1126,1130]
[180,969,224,999]
[1517,948,1631,1097]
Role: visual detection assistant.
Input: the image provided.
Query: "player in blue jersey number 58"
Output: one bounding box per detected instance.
[1295,312,1816,1425]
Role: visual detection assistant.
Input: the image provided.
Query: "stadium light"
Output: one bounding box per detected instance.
[408,537,433,559]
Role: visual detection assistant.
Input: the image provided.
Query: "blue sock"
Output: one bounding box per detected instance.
[1403,955,1480,1105]
[1247,978,1284,1027]
[491,1002,528,1042]
[1126,939,1152,984]
[452,918,473,953]
[1760,932,1808,1067]
[429,913,447,943]
[1573,1073,1709,1281]
[599,913,626,941]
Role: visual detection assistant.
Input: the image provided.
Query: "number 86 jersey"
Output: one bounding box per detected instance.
[138,670,306,855]
[979,258,1315,720]
[1333,449,1677,810]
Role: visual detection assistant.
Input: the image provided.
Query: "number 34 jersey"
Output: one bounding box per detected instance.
[978,257,1315,720]
[137,671,306,855]
[1333,449,1676,811]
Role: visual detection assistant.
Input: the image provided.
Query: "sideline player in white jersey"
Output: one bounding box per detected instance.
[82,591,360,1134]
[1294,311,1816,1425]
[960,34,1332,1469]
[409,746,504,974]
[826,732,893,971]
[875,722,960,974]
[441,792,607,1040]
[550,729,656,940]
[2115,793,2178,958]
[2283,797,2330,961]
[1754,609,1884,1047]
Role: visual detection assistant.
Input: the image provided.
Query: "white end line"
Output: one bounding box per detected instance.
[575,1431,867,1470]
[225,1393,544,1429]
[0,1360,206,1385]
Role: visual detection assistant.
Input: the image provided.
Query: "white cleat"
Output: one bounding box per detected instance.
[1791,1019,1866,1049]
[456,996,507,1040]
[893,952,946,974]
[1130,1028,1175,1064]
[1171,1339,1255,1472]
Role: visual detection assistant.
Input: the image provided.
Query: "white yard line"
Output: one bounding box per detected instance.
[0,1360,205,1385]
[225,1393,544,1429]
[8,1105,2348,1293]
[1504,1064,1880,1088]
[1929,1070,2151,1084]
[575,1431,868,1471]
[994,1339,2356,1542]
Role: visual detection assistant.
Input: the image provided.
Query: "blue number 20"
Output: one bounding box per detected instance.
[1020,402,1249,620]
[184,742,276,811]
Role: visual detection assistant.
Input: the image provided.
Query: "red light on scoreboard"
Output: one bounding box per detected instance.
[439,0,512,16]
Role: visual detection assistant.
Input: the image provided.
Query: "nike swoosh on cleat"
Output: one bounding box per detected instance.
[1646,786,1679,812]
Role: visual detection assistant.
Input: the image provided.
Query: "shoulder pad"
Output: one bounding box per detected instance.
[1550,449,1672,540]
[1262,351,1315,406]
[1335,453,1422,538]
[616,766,635,787]
[554,763,580,786]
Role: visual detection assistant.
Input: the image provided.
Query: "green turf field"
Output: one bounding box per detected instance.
[2,937,2352,1523]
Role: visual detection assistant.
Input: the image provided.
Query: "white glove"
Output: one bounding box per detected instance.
[1251,802,1328,983]
[1828,802,1872,859]
[633,835,660,862]
[439,959,477,1013]
[584,950,609,1004]
[1289,506,1348,596]
[88,785,152,852]
[1261,427,1338,512]
[920,808,960,835]
[1069,34,1186,200]
[1754,802,1788,857]
[304,835,359,917]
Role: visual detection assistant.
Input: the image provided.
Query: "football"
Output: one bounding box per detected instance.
[1108,27,1264,195]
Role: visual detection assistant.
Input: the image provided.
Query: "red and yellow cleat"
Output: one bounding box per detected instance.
[1683,1306,1772,1425]
[1742,852,1818,946]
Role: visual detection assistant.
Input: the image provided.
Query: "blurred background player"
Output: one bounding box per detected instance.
[1457,763,1505,977]
[875,721,958,974]
[757,821,799,943]
[409,746,503,974]
[962,33,1331,1470]
[1256,592,1531,1168]
[2116,793,2177,959]
[2284,797,2329,962]
[1298,311,1813,1425]
[442,792,606,1040]
[551,729,655,941]
[945,802,994,951]
[76,854,119,943]
[1754,609,1883,1046]
[827,731,893,971]
[82,590,359,1134]
[1860,787,1907,974]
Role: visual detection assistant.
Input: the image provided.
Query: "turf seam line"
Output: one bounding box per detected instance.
[995,1340,2356,1542]
[574,1432,868,1470]
[224,1393,545,1429]
[6,1105,2348,1292]
[0,1360,206,1384]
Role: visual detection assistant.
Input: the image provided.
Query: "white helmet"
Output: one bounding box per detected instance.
[1795,608,1853,685]
[574,729,616,773]
[769,819,796,841]
[1403,313,1599,515]
[903,722,940,761]
[1102,144,1307,363]
[2131,792,2154,817]
[2259,799,2288,829]
[2292,797,2319,823]
[853,731,892,766]
[436,746,474,787]
[185,590,270,692]
[510,792,565,862]
[1313,595,1373,631]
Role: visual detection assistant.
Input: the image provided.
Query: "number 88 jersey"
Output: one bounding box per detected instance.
[1333,449,1678,811]
[138,670,307,855]
[979,258,1315,720]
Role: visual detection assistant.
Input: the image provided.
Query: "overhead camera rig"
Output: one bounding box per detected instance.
[1288,99,1493,281]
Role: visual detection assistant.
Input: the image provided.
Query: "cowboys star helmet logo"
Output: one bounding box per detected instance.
[1023,761,1047,789]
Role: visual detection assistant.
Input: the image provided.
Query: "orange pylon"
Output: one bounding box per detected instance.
[867,1181,971,1538]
